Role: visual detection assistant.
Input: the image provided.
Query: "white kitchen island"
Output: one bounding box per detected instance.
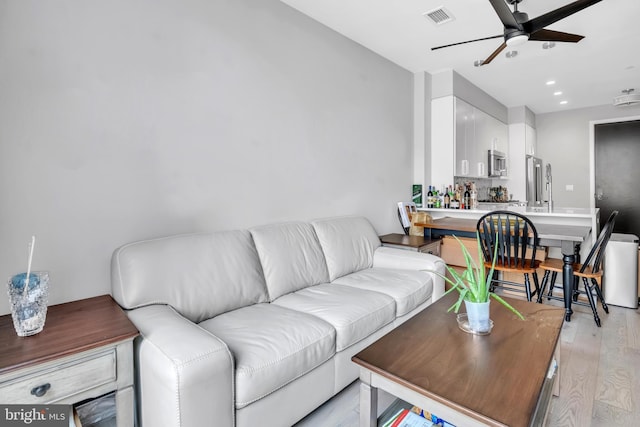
[418,204,600,260]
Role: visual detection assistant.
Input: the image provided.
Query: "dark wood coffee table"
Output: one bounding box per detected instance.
[352,293,564,427]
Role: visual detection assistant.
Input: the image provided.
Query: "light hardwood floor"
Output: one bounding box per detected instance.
[295,301,640,427]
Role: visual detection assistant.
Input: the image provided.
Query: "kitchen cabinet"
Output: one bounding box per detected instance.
[430,96,455,187]
[455,98,475,176]
[525,124,537,156]
[454,97,508,178]
[508,123,537,201]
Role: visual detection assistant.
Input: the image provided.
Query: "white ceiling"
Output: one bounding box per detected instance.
[280,0,640,114]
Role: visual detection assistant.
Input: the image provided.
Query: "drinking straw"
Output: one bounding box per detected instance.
[23,235,36,297]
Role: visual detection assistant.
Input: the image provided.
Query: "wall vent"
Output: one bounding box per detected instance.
[424,7,455,25]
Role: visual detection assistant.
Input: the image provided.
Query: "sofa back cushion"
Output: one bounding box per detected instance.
[311,216,381,281]
[111,230,269,323]
[250,222,330,300]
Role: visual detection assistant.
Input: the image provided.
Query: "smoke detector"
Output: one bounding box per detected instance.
[613,89,640,107]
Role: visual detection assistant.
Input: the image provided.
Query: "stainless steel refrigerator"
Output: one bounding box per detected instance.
[526,155,544,207]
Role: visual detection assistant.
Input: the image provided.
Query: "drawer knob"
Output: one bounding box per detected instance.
[30,383,51,397]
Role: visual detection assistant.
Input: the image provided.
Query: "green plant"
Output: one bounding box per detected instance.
[439,232,524,320]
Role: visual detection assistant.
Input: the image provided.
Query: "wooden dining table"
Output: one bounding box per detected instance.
[417,217,592,322]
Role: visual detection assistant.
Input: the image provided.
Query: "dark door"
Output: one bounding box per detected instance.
[594,119,640,236]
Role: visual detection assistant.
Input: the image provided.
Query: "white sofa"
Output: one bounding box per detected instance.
[110,216,445,427]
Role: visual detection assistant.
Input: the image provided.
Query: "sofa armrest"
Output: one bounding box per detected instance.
[128,305,234,427]
[373,247,446,301]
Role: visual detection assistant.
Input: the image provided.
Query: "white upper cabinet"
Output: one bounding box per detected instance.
[507,122,537,201]
[454,97,508,178]
[455,98,474,176]
[525,124,537,156]
[430,96,455,187]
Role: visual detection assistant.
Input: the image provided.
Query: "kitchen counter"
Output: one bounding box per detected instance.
[417,206,600,260]
[419,205,598,218]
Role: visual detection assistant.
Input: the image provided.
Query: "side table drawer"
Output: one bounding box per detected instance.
[419,241,441,256]
[0,349,116,404]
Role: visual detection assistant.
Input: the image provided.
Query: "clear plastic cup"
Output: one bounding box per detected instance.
[7,271,49,336]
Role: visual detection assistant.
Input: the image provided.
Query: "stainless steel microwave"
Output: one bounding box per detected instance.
[488,149,507,177]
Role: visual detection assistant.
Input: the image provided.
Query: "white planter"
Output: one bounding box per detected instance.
[464,299,491,333]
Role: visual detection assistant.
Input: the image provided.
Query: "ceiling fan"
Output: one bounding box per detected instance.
[431,0,603,65]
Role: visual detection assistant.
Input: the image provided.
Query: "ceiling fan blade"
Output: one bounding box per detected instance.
[529,29,584,43]
[523,0,603,34]
[489,0,523,30]
[431,34,503,51]
[481,42,507,66]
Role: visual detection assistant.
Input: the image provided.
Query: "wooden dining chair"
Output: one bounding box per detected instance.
[537,210,619,327]
[476,211,541,302]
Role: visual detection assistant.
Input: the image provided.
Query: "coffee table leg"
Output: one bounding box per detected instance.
[553,344,560,397]
[359,372,378,427]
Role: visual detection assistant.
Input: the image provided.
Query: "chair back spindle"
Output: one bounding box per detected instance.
[581,210,618,275]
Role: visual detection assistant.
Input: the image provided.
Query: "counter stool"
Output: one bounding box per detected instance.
[537,210,618,327]
[477,211,541,302]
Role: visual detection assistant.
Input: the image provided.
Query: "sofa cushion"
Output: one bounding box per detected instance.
[311,216,382,281]
[273,283,395,351]
[111,230,269,323]
[250,222,330,300]
[199,303,336,409]
[332,268,434,317]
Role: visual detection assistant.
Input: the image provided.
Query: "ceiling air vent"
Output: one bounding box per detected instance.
[424,7,455,25]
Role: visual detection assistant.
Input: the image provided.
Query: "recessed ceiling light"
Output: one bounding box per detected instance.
[554,91,563,96]
[560,100,568,105]
[542,42,556,49]
[546,80,556,85]
[505,50,518,58]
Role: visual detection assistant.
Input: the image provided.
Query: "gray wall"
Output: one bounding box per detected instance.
[0,0,413,314]
[536,104,640,208]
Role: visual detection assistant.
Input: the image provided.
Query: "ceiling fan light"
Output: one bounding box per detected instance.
[506,34,529,47]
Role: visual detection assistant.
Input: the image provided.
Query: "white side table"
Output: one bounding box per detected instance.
[0,295,139,426]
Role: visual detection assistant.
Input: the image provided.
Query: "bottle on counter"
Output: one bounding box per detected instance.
[443,189,451,209]
[450,187,459,209]
[464,187,471,210]
[470,183,478,209]
[434,188,441,208]
[427,186,434,208]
